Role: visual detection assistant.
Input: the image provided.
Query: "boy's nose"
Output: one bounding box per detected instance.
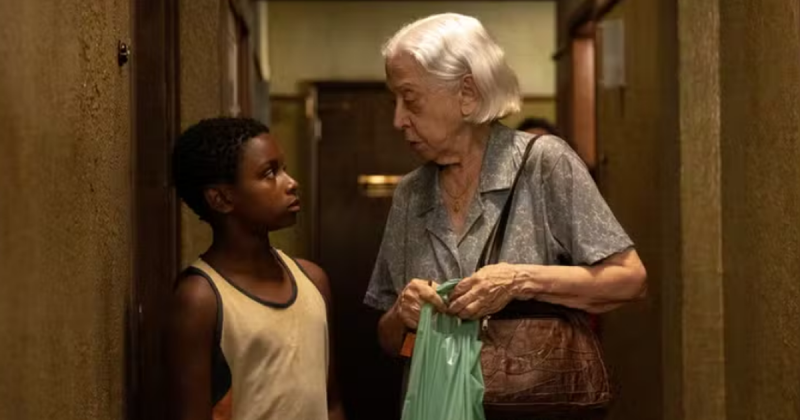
[286,175,299,192]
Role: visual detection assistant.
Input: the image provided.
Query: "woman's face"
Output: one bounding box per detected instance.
[385,53,468,163]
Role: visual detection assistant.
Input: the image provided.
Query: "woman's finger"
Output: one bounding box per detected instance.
[401,282,423,303]
[450,276,478,300]
[448,288,480,315]
[457,301,484,320]
[418,285,447,313]
[401,312,418,330]
[399,300,420,327]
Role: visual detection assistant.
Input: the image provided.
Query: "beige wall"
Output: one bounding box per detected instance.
[266,1,556,97]
[677,1,726,419]
[178,0,224,266]
[719,1,800,419]
[677,2,800,419]
[0,1,131,419]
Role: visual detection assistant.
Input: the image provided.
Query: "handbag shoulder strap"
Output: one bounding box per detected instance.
[476,134,542,269]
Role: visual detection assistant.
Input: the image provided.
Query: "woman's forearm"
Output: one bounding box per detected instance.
[510,249,647,313]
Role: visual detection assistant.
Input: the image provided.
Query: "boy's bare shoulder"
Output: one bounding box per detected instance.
[171,271,218,325]
[294,258,331,301]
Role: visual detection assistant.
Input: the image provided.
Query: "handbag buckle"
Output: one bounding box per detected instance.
[481,315,492,332]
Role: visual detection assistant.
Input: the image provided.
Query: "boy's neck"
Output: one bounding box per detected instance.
[203,225,283,281]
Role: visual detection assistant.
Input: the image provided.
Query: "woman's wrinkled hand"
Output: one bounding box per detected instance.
[448,263,519,320]
[396,279,447,329]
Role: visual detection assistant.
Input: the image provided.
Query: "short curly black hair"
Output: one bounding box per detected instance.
[172,117,270,221]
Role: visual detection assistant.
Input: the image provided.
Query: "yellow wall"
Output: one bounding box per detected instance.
[266,1,556,96]
[0,1,131,418]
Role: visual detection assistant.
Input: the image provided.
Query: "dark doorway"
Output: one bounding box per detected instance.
[308,82,421,420]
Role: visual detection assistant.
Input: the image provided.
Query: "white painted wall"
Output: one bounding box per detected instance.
[265,1,555,96]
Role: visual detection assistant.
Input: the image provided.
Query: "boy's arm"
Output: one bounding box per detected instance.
[166,274,218,420]
[296,259,347,420]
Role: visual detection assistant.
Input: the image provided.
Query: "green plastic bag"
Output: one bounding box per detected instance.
[401,279,486,420]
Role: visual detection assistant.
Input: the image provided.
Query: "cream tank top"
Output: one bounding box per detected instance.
[187,249,329,420]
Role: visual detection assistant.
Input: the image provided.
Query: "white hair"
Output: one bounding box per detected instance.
[382,13,521,123]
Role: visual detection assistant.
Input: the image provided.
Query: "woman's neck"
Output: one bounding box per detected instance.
[440,123,491,175]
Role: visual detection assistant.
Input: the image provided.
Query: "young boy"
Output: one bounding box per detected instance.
[167,117,345,420]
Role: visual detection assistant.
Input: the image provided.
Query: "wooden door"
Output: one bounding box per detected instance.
[310,82,421,420]
[128,1,180,419]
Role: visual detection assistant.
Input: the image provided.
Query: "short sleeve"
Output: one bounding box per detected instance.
[364,244,397,311]
[363,185,408,311]
[543,151,634,265]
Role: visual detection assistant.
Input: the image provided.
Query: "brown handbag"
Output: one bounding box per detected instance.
[477,135,613,417]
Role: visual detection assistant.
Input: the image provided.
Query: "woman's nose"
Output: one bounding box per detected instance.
[393,102,408,130]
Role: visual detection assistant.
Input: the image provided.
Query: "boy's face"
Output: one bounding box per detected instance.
[228,133,300,233]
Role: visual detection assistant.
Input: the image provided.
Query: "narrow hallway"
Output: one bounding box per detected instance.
[0,1,798,420]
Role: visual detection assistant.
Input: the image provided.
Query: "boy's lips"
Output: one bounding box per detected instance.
[288,198,301,210]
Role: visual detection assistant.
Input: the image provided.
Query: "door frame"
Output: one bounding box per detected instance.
[570,22,598,174]
[554,0,622,178]
[128,0,180,419]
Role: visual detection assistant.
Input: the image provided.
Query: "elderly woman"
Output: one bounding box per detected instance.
[363,12,646,413]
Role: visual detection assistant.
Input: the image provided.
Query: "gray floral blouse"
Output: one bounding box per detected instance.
[364,123,633,311]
